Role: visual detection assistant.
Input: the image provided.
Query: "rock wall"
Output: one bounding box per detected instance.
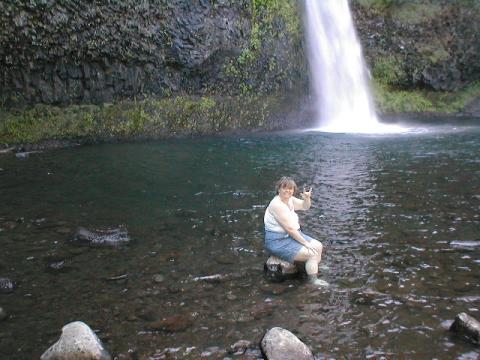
[0,0,478,107]
[352,0,480,91]
[0,0,254,105]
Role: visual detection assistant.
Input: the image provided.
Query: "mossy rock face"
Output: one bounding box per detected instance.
[352,0,480,91]
[0,93,313,147]
[0,0,306,107]
[372,80,480,114]
[392,3,443,25]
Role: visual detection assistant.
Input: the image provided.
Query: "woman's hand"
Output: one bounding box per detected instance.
[300,187,312,200]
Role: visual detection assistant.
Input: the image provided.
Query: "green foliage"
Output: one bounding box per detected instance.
[372,55,407,87]
[356,0,444,20]
[0,94,294,145]
[435,81,480,113]
[373,82,434,113]
[459,0,480,9]
[373,80,480,114]
[392,3,442,24]
[223,0,301,95]
[356,0,399,12]
[416,40,450,64]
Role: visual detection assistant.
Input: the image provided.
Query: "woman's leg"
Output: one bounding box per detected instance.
[293,239,323,276]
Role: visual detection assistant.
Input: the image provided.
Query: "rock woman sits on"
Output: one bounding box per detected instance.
[264,176,328,286]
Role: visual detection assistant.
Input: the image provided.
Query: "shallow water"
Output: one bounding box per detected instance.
[0,123,480,359]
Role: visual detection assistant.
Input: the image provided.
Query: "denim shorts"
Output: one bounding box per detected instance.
[264,229,316,263]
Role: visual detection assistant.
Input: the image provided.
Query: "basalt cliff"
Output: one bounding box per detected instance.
[0,0,479,145]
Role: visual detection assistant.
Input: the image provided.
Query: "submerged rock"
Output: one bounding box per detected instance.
[264,256,299,282]
[192,274,227,283]
[0,277,15,293]
[0,147,14,154]
[1,221,18,230]
[0,307,7,321]
[15,150,43,159]
[229,340,254,355]
[45,260,70,273]
[250,303,275,320]
[146,315,193,333]
[72,226,130,247]
[351,288,386,305]
[449,312,480,344]
[261,327,314,360]
[41,321,111,360]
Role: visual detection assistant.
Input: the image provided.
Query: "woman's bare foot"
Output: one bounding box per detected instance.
[308,274,329,287]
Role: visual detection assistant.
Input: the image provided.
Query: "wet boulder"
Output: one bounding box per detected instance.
[0,277,15,293]
[261,327,314,360]
[72,227,130,247]
[264,256,299,282]
[449,312,480,344]
[41,321,111,360]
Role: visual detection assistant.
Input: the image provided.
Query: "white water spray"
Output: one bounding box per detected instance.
[305,0,398,133]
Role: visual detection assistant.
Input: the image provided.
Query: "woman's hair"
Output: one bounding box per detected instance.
[275,176,297,194]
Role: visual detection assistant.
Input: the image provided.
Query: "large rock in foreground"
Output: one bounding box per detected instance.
[41,321,111,360]
[449,312,480,344]
[261,327,314,360]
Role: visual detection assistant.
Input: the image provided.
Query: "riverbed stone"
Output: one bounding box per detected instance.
[449,312,480,344]
[351,288,385,305]
[1,221,18,230]
[251,303,275,320]
[45,260,70,273]
[152,274,165,283]
[0,307,7,321]
[40,321,112,360]
[146,315,193,333]
[72,226,130,247]
[0,147,14,154]
[261,327,314,360]
[264,256,299,282]
[230,340,254,355]
[0,277,15,293]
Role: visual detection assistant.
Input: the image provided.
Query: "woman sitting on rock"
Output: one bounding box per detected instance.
[264,176,328,286]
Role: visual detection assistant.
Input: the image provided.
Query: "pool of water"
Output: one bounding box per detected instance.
[1,123,479,359]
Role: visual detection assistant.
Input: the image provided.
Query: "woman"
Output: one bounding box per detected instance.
[264,176,328,286]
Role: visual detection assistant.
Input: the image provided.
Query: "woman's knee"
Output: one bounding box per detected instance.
[310,240,323,252]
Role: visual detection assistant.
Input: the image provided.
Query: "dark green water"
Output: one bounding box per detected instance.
[1,125,480,359]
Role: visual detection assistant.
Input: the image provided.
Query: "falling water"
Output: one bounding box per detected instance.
[305,0,389,133]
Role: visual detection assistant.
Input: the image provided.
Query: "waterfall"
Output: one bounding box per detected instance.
[305,0,382,133]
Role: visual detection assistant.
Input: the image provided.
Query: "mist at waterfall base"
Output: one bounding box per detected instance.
[304,0,405,134]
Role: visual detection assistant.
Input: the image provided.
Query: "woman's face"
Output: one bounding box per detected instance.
[278,185,294,199]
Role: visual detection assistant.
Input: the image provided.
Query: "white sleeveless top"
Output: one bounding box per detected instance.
[264,196,300,233]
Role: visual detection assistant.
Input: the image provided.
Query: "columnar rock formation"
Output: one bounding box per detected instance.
[0,1,478,106]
